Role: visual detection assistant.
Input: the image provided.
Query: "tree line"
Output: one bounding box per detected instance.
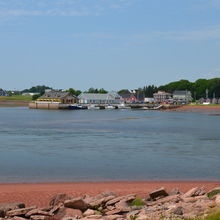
[20,77,220,100]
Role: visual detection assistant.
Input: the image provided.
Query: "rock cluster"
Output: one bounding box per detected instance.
[0,187,220,220]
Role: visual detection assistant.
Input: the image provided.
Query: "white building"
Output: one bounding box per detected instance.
[78,92,122,104]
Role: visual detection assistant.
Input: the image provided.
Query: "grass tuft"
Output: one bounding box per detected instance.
[131,198,145,207]
[207,189,220,199]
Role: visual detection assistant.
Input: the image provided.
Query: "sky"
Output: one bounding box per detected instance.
[0,0,220,91]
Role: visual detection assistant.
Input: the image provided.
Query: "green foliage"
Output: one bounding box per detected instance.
[142,85,158,97]
[22,85,52,94]
[131,198,145,207]
[86,87,108,94]
[130,215,138,220]
[67,88,82,96]
[207,189,220,199]
[32,94,41,100]
[187,212,220,220]
[158,80,193,93]
[157,78,220,99]
[118,89,131,94]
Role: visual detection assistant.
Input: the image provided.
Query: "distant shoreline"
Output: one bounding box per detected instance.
[0,181,220,207]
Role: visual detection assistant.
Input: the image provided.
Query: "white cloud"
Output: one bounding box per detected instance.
[0,0,138,19]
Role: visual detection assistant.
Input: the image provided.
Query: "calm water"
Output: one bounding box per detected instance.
[0,107,220,183]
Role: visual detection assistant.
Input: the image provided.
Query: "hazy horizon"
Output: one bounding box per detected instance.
[1,0,220,90]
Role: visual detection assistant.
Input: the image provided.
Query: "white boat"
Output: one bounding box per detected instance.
[117,103,131,109]
[87,105,100,110]
[105,105,115,109]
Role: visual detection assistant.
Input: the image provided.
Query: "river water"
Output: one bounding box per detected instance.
[0,107,220,183]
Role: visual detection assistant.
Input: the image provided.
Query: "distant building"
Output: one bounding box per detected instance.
[37,90,78,104]
[153,91,172,103]
[173,90,192,103]
[22,92,40,96]
[78,92,122,104]
[0,88,8,96]
[120,93,137,103]
[212,98,218,104]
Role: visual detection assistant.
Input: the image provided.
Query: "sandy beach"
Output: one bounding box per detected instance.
[171,105,220,112]
[0,181,220,207]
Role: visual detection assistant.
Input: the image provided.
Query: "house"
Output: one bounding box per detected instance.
[120,93,137,103]
[0,88,9,96]
[78,92,122,104]
[173,90,192,103]
[37,90,78,104]
[153,91,172,103]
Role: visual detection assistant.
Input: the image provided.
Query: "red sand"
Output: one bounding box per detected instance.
[0,181,220,207]
[174,105,220,112]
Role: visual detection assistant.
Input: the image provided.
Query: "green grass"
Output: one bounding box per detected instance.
[207,189,220,199]
[0,95,32,101]
[131,198,145,207]
[188,212,220,220]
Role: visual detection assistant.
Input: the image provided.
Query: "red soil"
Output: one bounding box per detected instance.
[173,105,220,112]
[0,181,219,207]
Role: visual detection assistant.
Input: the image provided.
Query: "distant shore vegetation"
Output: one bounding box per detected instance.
[2,77,220,101]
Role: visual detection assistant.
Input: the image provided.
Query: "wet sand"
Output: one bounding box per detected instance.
[0,181,220,207]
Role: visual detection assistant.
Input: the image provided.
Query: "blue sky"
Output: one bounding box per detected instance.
[1,0,220,91]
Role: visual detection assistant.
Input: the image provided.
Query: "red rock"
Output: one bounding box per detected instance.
[0,203,25,212]
[106,194,135,206]
[30,215,50,220]
[104,214,123,220]
[154,194,181,204]
[52,207,82,219]
[6,206,37,217]
[105,209,123,215]
[149,187,168,200]
[49,194,72,206]
[215,195,220,205]
[25,209,51,218]
[182,187,206,198]
[89,196,115,208]
[83,209,96,217]
[49,203,63,216]
[183,195,208,203]
[12,217,28,220]
[64,198,88,211]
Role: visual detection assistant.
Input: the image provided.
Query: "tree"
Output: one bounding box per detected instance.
[67,88,81,96]
[118,89,131,94]
[22,85,52,94]
[86,88,108,94]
